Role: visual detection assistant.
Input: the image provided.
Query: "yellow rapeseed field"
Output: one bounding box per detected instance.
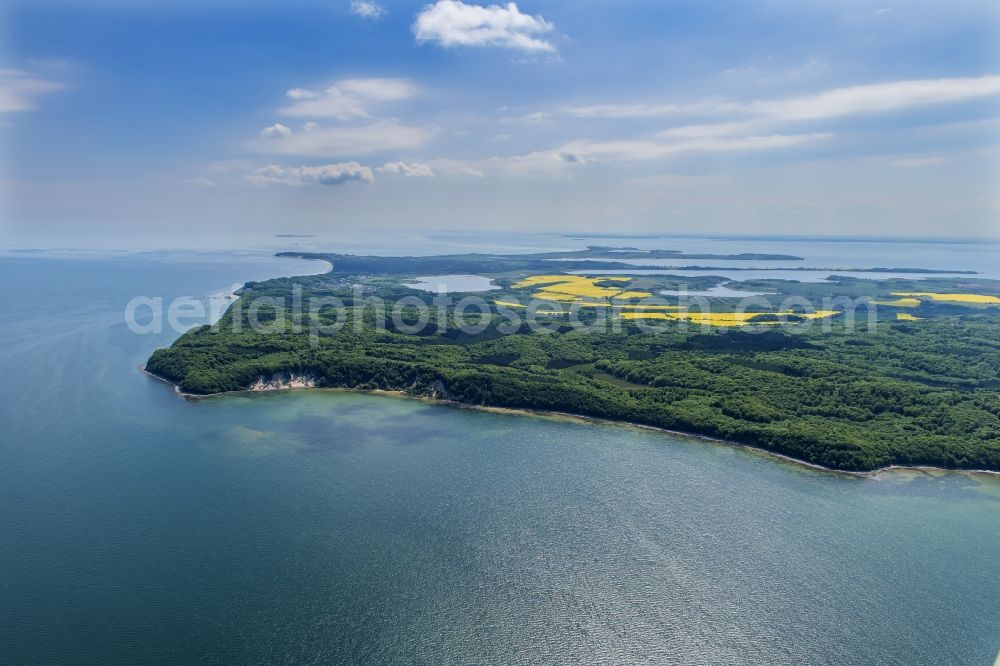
[513,274,651,301]
[512,274,630,287]
[531,292,615,305]
[532,291,586,301]
[612,291,655,300]
[891,292,1000,304]
[896,313,921,321]
[870,297,921,307]
[620,310,837,326]
[619,312,673,321]
[497,300,681,311]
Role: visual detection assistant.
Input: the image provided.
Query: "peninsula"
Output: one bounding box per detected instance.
[147,248,1000,472]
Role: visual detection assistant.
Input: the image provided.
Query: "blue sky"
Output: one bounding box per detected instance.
[2,0,999,247]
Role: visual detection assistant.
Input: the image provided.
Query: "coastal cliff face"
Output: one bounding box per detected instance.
[145,334,1000,473]
[249,372,319,392]
[429,379,456,402]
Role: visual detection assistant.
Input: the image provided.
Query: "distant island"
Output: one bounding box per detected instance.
[147,248,1000,473]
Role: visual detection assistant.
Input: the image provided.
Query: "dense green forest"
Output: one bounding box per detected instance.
[147,250,1000,472]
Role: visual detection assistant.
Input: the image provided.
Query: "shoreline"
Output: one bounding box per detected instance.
[140,366,1000,480]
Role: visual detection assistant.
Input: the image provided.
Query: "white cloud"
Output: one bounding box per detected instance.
[251,78,428,158]
[260,123,292,138]
[489,150,582,175]
[413,0,556,53]
[427,130,825,178]
[564,103,678,118]
[246,162,374,186]
[280,77,418,119]
[562,99,742,119]
[557,133,830,162]
[249,120,432,156]
[656,121,757,139]
[542,75,1000,172]
[563,75,1000,121]
[339,78,416,101]
[724,59,826,83]
[0,68,66,112]
[205,159,255,173]
[890,156,950,168]
[286,88,319,100]
[351,1,385,19]
[431,149,588,178]
[499,110,552,124]
[425,159,486,177]
[755,75,1000,121]
[182,177,216,187]
[377,161,436,177]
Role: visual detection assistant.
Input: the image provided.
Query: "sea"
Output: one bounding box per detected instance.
[1,235,998,665]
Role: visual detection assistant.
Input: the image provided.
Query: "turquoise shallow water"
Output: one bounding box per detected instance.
[1,250,999,665]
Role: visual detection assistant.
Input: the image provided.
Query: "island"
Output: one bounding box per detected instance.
[147,248,1000,473]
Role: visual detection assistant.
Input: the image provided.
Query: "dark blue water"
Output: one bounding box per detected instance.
[1,250,998,665]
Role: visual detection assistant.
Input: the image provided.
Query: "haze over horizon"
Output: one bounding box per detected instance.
[2,0,999,248]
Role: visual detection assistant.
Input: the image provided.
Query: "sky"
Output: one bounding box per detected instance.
[1,0,999,248]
